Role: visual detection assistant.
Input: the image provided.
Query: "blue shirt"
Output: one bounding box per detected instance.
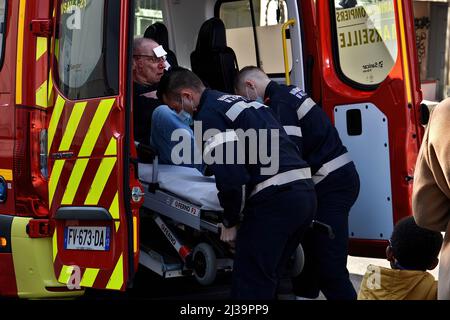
[150,105,203,172]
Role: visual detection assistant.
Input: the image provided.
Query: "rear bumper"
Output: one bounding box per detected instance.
[6,216,85,299]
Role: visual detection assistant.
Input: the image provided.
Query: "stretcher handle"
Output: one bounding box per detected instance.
[135,141,158,163]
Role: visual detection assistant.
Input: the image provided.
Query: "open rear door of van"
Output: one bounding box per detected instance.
[316,0,423,257]
[47,0,137,290]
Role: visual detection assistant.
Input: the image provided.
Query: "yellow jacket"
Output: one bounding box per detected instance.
[358,265,437,300]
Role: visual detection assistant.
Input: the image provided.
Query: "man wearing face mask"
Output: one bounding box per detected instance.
[133,37,168,145]
[235,66,360,300]
[157,67,317,300]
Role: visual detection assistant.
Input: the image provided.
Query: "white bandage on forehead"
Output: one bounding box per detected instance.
[153,45,168,58]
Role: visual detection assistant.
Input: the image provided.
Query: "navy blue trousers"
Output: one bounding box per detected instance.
[231,182,316,300]
[293,163,360,300]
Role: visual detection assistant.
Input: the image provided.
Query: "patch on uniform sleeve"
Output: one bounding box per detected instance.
[217,95,241,103]
[289,87,308,99]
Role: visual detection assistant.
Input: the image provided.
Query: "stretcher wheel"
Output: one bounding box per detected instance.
[192,243,217,286]
[291,244,305,277]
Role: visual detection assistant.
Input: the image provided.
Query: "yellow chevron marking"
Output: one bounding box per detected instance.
[0,169,13,181]
[55,39,60,61]
[106,254,123,290]
[15,0,26,104]
[48,70,54,103]
[133,216,138,254]
[115,221,121,232]
[397,0,412,104]
[59,102,87,152]
[79,99,115,157]
[84,157,116,205]
[36,80,48,108]
[36,37,47,61]
[49,159,65,208]
[104,137,117,156]
[80,268,100,288]
[109,192,120,220]
[48,95,65,154]
[58,265,74,285]
[52,228,58,263]
[61,159,89,205]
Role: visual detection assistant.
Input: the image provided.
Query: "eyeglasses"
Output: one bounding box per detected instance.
[134,54,166,64]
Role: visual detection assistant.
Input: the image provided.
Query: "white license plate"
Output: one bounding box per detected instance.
[64,226,110,251]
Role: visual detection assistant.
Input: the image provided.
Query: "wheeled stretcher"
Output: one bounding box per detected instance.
[135,143,331,286]
[136,143,233,285]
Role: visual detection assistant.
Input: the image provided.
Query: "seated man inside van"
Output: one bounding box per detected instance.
[150,104,204,173]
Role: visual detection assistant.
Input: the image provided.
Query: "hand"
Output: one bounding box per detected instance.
[218,224,237,243]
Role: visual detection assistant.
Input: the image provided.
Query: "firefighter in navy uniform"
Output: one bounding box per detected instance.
[235,66,360,300]
[157,67,317,300]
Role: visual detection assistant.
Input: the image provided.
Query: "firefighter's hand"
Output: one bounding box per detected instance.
[218,224,237,243]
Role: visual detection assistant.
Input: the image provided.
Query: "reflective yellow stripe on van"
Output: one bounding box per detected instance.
[15,0,27,105]
[397,0,412,104]
[36,37,47,61]
[61,159,89,205]
[0,169,13,181]
[80,268,100,287]
[106,254,123,290]
[84,157,116,205]
[78,99,115,157]
[48,95,65,154]
[109,192,120,232]
[104,137,118,157]
[49,159,65,208]
[58,265,74,285]
[52,228,58,262]
[36,80,48,108]
[59,102,87,152]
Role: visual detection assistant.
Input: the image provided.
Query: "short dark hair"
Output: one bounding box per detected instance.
[234,66,264,92]
[390,216,443,271]
[157,67,205,102]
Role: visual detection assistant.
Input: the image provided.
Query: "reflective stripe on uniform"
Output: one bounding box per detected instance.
[225,101,266,122]
[250,168,311,197]
[283,126,302,138]
[312,152,352,185]
[203,131,239,156]
[296,98,316,121]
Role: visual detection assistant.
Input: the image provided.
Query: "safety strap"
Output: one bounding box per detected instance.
[250,168,311,197]
[312,152,352,185]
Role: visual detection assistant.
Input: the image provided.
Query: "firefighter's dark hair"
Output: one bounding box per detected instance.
[390,216,443,271]
[157,67,205,102]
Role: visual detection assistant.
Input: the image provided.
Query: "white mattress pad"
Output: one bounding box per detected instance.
[138,163,223,211]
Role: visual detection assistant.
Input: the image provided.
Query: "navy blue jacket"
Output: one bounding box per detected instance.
[195,89,312,227]
[265,81,348,176]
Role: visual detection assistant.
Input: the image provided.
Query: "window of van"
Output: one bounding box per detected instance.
[0,0,6,70]
[57,0,120,100]
[332,0,398,87]
[219,0,292,75]
[134,0,164,37]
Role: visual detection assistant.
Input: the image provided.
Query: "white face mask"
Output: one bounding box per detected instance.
[245,86,264,104]
[178,97,194,126]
